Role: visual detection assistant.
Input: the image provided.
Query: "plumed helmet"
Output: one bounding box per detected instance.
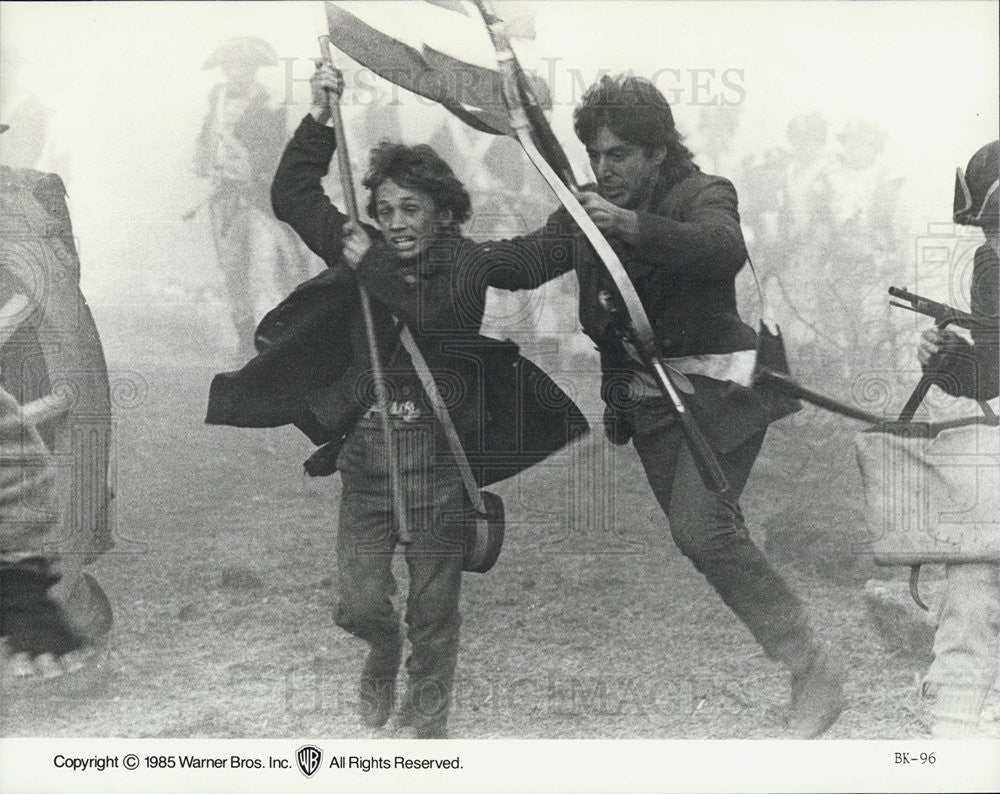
[954,140,999,228]
[202,37,278,70]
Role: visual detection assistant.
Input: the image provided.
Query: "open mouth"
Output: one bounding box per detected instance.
[390,235,419,253]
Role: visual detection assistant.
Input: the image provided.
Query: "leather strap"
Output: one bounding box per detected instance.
[398,326,485,514]
[744,253,777,329]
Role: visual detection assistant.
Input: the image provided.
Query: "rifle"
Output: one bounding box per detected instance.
[755,288,998,612]
[471,0,729,494]
[888,286,996,422]
[755,363,998,614]
[888,286,990,331]
[887,286,996,607]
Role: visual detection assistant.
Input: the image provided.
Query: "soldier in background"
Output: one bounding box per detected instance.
[915,140,999,737]
[194,36,318,360]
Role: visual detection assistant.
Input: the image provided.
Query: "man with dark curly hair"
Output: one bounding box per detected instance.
[266,64,575,739]
[535,74,845,738]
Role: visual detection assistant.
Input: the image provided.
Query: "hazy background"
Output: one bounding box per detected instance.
[2,1,999,756]
[1,0,997,373]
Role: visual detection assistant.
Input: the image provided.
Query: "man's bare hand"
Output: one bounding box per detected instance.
[342,221,371,270]
[917,326,962,367]
[574,190,639,243]
[310,63,345,123]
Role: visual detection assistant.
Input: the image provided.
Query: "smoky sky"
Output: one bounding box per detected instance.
[1,1,996,364]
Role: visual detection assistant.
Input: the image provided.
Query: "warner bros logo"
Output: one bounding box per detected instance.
[296,745,323,778]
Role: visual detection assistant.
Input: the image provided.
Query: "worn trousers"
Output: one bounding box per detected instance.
[923,562,1000,735]
[630,398,817,671]
[334,414,467,730]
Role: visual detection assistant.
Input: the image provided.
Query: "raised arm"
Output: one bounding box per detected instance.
[270,66,348,265]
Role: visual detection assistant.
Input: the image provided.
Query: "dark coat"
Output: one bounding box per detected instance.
[483,170,797,452]
[570,171,787,452]
[205,116,588,483]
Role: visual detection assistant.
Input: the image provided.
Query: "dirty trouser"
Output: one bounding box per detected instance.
[923,562,1000,736]
[334,413,466,731]
[630,398,816,670]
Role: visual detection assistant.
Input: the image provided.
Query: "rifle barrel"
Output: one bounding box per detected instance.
[757,369,885,425]
[887,286,985,329]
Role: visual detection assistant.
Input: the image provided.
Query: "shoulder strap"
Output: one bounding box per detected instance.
[398,326,486,514]
[745,252,778,330]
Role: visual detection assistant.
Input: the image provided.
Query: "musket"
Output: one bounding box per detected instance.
[888,287,999,608]
[471,0,729,494]
[317,34,411,543]
[888,286,997,423]
[888,286,990,331]
[755,364,997,613]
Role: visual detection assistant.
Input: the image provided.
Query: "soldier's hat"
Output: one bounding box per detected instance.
[954,140,999,228]
[203,36,278,70]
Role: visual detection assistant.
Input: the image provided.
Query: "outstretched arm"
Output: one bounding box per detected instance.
[346,218,578,332]
[465,207,580,292]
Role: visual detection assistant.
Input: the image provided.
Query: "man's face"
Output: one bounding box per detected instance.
[373,179,450,260]
[586,126,666,209]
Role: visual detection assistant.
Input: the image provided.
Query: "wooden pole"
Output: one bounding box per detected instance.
[318,34,411,543]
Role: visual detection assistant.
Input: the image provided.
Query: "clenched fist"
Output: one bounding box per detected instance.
[574,190,639,243]
[310,63,345,123]
[342,220,371,270]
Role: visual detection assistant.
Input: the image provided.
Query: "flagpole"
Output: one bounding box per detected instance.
[318,34,411,544]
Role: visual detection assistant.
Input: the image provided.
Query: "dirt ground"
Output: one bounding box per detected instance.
[0,310,952,741]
